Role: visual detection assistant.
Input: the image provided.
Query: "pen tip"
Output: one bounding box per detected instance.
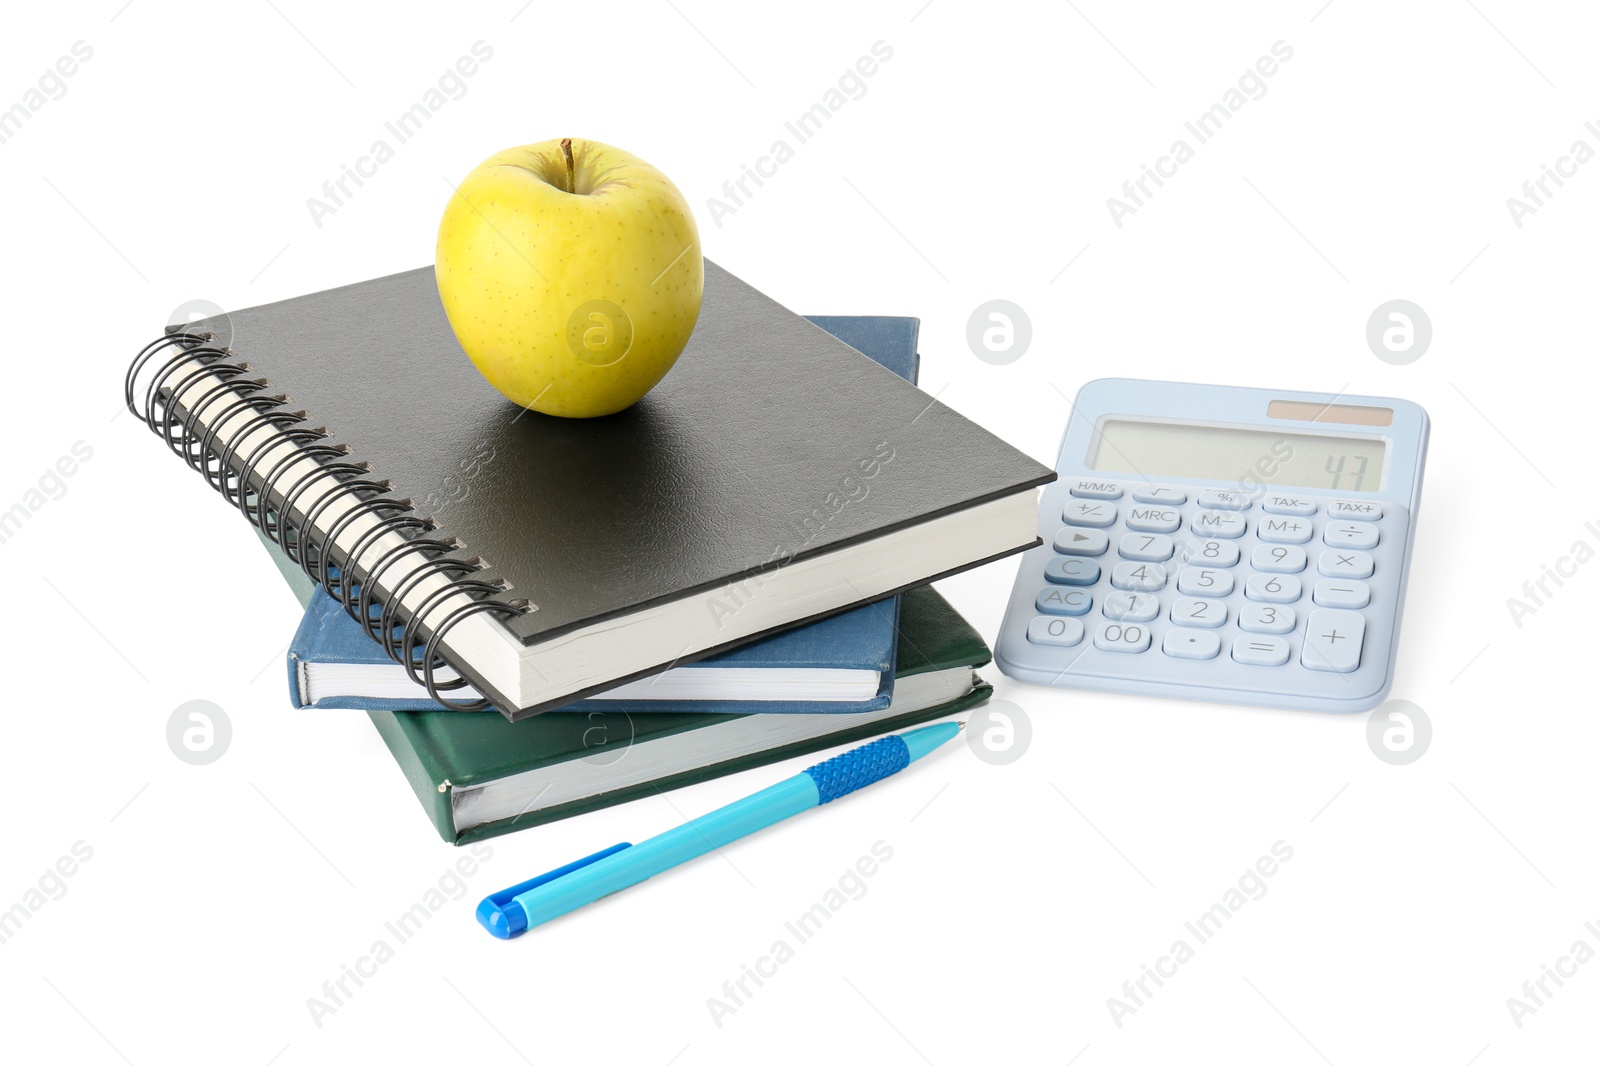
[956,719,966,731]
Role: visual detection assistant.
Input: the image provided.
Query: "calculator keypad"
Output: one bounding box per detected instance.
[1004,479,1410,706]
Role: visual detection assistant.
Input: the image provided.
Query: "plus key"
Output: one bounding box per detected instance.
[1299,608,1365,673]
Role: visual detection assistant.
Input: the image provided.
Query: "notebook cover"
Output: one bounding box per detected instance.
[288,582,898,712]
[283,314,920,713]
[366,584,991,844]
[185,263,1052,661]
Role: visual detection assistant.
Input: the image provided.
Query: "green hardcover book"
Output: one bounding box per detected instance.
[256,527,318,606]
[255,530,993,844]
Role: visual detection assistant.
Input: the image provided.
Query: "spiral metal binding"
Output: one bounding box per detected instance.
[126,330,527,712]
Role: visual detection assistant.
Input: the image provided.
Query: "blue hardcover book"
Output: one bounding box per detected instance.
[804,316,919,384]
[286,315,921,713]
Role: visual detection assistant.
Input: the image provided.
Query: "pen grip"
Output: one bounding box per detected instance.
[803,734,911,803]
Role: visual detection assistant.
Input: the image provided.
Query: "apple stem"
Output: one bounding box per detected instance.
[560,138,575,194]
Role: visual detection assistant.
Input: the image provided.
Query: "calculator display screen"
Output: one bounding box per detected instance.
[1090,420,1386,492]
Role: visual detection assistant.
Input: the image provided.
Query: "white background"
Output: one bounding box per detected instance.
[1,2,1594,1063]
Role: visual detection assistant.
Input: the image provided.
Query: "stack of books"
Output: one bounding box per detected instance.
[128,262,1053,843]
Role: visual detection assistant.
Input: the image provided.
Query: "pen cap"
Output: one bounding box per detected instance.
[476,842,632,939]
[477,896,528,939]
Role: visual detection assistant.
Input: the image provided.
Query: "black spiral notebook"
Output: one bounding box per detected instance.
[128,262,1052,719]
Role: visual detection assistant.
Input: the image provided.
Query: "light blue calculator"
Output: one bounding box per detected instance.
[995,379,1428,713]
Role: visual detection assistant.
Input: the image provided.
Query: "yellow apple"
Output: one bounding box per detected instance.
[436,138,703,418]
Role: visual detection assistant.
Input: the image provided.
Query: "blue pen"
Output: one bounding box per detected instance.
[476,720,962,938]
